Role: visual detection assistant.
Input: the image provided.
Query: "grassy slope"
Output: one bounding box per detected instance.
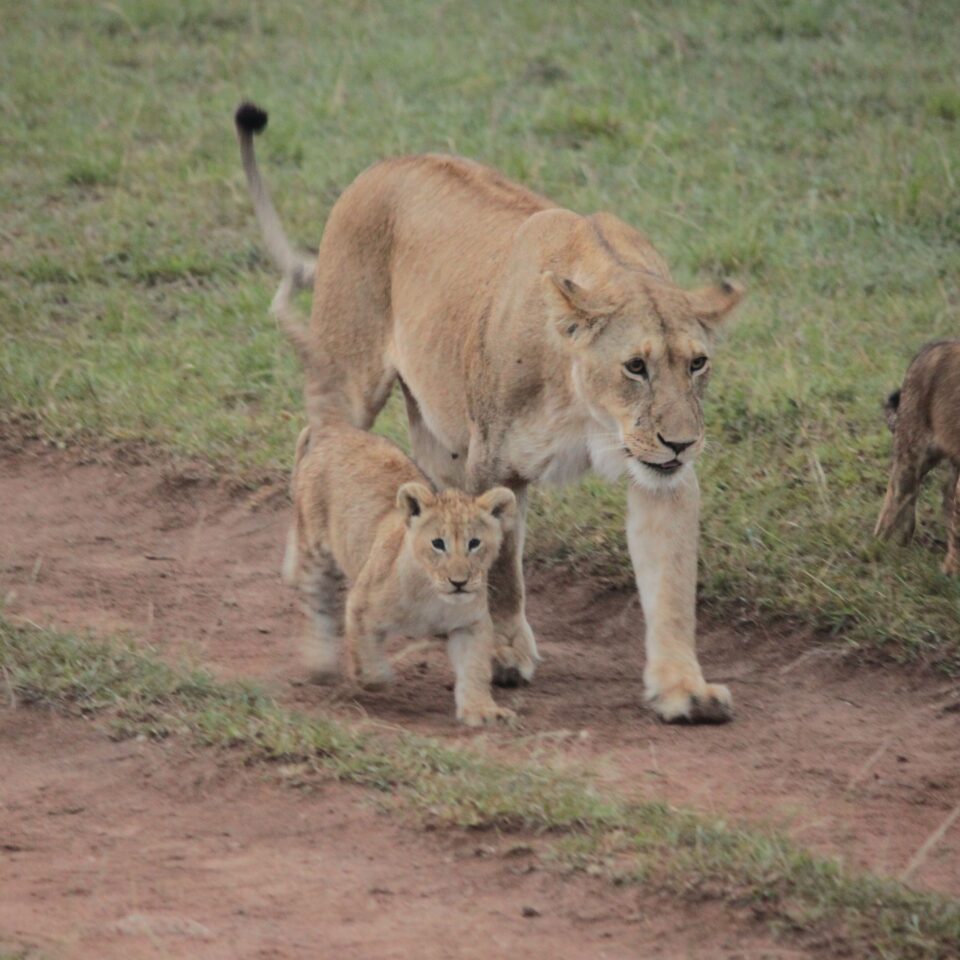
[1,0,959,662]
[4,615,960,960]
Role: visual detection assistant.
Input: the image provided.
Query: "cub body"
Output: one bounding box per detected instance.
[875,339,960,574]
[284,423,517,725]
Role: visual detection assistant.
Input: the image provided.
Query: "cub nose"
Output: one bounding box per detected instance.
[657,433,696,455]
[449,578,468,590]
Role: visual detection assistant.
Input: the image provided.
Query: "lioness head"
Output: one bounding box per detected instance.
[396,483,516,602]
[544,263,743,489]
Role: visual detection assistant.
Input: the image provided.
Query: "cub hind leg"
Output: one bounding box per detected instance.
[944,464,960,575]
[875,438,939,545]
[285,529,346,682]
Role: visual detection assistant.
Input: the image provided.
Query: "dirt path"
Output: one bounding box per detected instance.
[4,707,788,960]
[2,439,959,915]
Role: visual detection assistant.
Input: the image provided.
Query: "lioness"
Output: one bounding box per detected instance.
[875,339,960,575]
[236,102,744,723]
[284,421,517,726]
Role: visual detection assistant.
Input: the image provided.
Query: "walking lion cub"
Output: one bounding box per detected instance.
[875,339,960,575]
[283,423,518,726]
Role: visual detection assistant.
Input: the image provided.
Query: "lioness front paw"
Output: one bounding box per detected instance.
[356,661,395,691]
[458,701,517,728]
[649,680,733,724]
[492,619,540,688]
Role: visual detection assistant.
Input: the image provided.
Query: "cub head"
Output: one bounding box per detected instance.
[544,263,743,489]
[395,482,516,602]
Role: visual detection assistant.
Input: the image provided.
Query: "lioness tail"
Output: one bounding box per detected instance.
[234,101,316,289]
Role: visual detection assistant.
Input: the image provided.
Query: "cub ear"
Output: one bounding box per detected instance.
[542,271,615,345]
[396,482,435,524]
[687,280,745,331]
[476,486,517,532]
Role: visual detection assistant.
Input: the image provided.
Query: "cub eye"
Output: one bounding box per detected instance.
[624,356,647,378]
[431,538,446,552]
[690,355,708,373]
[468,538,481,551]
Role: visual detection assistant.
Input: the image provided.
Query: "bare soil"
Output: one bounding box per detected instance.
[3,708,787,960]
[2,437,959,957]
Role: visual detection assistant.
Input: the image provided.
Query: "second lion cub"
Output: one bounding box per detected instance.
[283,423,517,726]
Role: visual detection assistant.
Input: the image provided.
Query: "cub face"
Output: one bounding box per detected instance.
[396,483,516,602]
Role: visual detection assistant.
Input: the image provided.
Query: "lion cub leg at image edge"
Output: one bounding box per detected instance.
[283,424,517,726]
[875,339,960,575]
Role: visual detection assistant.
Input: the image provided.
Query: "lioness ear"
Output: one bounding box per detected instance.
[542,271,614,344]
[476,486,517,532]
[396,482,435,524]
[687,280,745,330]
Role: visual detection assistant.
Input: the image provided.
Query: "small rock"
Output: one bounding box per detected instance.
[521,905,540,918]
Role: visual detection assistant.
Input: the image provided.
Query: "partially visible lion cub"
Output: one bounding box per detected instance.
[283,423,518,726]
[875,339,960,575]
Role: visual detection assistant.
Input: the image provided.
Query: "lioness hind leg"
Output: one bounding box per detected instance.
[944,465,960,575]
[447,623,515,727]
[402,381,466,490]
[297,546,345,682]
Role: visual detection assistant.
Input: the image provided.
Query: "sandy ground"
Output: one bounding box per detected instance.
[2,437,958,957]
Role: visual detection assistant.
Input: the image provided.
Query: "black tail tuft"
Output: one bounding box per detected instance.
[885,388,901,412]
[235,101,268,135]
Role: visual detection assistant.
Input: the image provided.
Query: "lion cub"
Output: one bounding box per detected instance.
[875,339,960,575]
[283,423,517,725]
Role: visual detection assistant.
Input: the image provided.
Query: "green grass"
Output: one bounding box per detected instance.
[1,0,959,663]
[3,614,959,959]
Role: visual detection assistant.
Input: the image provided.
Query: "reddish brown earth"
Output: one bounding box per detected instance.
[4,708,789,960]
[2,438,959,957]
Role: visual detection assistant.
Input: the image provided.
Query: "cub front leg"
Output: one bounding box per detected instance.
[627,470,731,724]
[447,620,516,727]
[344,596,394,691]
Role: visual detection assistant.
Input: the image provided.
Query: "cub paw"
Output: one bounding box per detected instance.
[458,702,517,728]
[942,555,959,576]
[650,681,733,725]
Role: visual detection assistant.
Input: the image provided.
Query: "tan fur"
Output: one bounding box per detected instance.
[875,340,960,575]
[285,423,517,726]
[237,109,743,722]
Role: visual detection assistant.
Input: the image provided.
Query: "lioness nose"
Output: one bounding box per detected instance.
[657,433,696,455]
[449,578,468,589]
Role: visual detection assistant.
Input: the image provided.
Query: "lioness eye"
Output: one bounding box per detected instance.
[690,355,708,373]
[431,538,446,552]
[624,356,647,378]
[468,538,481,551]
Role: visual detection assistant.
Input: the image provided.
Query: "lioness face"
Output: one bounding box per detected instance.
[397,484,517,602]
[548,273,743,489]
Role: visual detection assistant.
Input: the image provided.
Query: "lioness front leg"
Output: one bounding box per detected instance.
[480,483,539,687]
[627,471,731,724]
[447,621,515,727]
